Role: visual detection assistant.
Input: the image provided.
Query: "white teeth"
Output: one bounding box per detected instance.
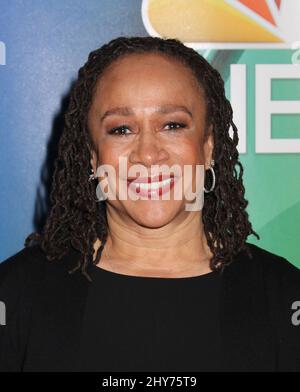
[133,178,172,191]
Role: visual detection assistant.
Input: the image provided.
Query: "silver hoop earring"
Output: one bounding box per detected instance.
[88,168,95,182]
[204,159,216,193]
[89,168,105,202]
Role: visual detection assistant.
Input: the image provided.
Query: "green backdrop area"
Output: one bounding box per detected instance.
[211,49,300,267]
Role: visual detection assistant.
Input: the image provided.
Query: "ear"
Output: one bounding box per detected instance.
[203,124,214,170]
[90,148,98,174]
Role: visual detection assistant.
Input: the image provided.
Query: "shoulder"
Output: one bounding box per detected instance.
[0,245,46,305]
[1,244,75,280]
[0,245,45,281]
[245,242,299,271]
[252,242,299,288]
[0,245,88,371]
[242,244,300,368]
[231,242,300,283]
[224,242,300,309]
[228,243,300,324]
[0,245,50,370]
[0,244,86,303]
[0,243,88,333]
[221,243,300,371]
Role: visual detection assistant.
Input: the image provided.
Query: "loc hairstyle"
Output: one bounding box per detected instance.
[25,35,260,281]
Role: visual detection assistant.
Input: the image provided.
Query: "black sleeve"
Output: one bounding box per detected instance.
[0,248,37,371]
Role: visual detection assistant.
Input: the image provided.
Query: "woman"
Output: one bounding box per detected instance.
[0,36,299,372]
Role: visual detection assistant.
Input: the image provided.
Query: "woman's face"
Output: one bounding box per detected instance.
[88,52,214,228]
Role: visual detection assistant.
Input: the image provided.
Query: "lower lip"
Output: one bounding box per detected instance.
[127,177,176,199]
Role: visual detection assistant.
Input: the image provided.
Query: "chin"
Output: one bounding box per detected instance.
[126,200,182,229]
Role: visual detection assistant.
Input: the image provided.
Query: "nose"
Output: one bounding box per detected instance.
[129,128,169,167]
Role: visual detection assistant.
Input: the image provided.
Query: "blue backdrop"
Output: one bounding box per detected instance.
[0,0,147,261]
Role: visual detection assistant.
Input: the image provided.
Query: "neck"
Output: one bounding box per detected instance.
[93,206,213,277]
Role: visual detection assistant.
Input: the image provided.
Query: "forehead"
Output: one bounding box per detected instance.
[92,52,204,108]
[100,52,197,81]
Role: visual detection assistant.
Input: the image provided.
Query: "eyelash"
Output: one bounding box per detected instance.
[107,122,187,136]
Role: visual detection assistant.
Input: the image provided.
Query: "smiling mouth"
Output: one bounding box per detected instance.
[127,175,176,197]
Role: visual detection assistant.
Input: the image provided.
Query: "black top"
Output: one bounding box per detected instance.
[78,265,221,372]
[0,242,300,372]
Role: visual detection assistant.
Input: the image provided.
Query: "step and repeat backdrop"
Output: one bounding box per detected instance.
[0,0,299,267]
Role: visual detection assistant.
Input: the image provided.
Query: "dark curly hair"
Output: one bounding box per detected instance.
[25,35,260,281]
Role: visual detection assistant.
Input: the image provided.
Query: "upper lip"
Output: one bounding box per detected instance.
[127,174,174,184]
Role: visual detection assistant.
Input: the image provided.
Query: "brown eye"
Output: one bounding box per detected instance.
[108,125,131,136]
[164,122,186,131]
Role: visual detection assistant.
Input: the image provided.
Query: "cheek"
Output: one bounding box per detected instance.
[95,145,126,192]
[96,143,121,167]
[172,139,205,166]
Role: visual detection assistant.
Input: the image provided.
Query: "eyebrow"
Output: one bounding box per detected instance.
[100,104,193,123]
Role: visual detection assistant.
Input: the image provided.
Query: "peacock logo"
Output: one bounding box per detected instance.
[141,0,299,49]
